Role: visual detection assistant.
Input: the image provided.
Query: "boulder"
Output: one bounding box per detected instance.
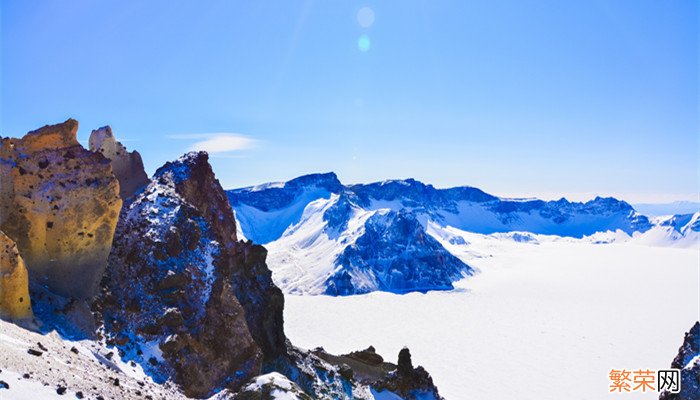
[0,119,122,299]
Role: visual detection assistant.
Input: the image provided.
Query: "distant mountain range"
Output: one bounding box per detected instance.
[227,173,697,296]
[632,201,700,216]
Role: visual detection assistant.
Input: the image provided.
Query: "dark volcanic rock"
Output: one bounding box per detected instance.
[670,322,700,371]
[27,348,43,357]
[346,346,385,367]
[98,152,264,397]
[374,348,443,400]
[227,241,286,362]
[660,321,700,400]
[312,346,443,400]
[267,344,374,399]
[97,152,286,397]
[157,152,286,362]
[397,347,413,376]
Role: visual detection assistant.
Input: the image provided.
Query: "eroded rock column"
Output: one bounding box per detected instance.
[0,119,122,299]
[0,231,33,320]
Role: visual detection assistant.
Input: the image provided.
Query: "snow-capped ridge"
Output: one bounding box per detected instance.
[229,174,651,239]
[227,173,692,296]
[229,172,341,210]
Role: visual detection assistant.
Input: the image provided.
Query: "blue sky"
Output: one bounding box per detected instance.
[1,1,697,202]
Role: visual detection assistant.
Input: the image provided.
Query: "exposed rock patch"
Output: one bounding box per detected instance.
[226,372,312,400]
[660,321,700,400]
[314,346,443,400]
[267,345,375,399]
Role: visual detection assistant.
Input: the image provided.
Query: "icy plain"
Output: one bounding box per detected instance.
[284,235,699,400]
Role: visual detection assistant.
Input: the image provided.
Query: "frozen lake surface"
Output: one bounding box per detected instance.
[284,239,699,400]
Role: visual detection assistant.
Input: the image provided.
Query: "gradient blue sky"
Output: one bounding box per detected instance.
[1,1,698,202]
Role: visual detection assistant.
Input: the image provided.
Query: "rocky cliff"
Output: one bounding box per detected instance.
[97,152,269,397]
[0,119,122,300]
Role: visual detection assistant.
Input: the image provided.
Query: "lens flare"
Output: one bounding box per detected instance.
[357,7,375,28]
[358,34,371,52]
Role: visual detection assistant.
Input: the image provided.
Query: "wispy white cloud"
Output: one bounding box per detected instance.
[167,133,257,154]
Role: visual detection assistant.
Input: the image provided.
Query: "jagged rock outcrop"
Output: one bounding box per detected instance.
[97,152,285,398]
[312,346,443,400]
[89,126,149,200]
[161,152,286,362]
[660,321,700,400]
[0,231,33,320]
[0,119,122,299]
[374,348,442,400]
[265,345,375,400]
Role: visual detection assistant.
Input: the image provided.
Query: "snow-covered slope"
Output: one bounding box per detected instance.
[634,212,700,248]
[579,212,700,248]
[226,173,682,296]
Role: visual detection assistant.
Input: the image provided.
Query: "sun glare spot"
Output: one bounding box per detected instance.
[358,34,371,52]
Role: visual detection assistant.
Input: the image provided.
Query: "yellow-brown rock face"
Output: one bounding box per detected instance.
[89,126,149,200]
[0,119,122,299]
[0,230,33,320]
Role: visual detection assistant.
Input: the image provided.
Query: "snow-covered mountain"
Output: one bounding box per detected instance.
[632,212,700,248]
[226,173,681,296]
